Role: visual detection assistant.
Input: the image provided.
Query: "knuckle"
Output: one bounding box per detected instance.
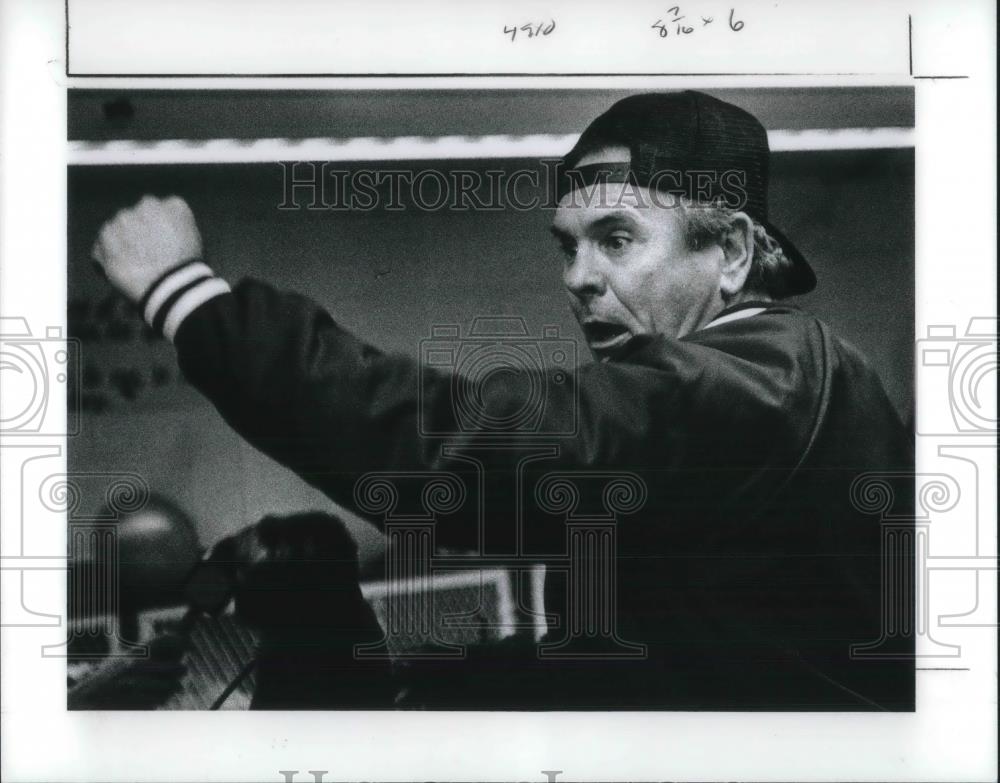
[168,195,192,216]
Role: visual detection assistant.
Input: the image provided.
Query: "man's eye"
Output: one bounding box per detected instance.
[559,243,577,260]
[602,233,632,253]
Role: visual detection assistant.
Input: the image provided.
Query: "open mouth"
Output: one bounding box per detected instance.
[582,321,633,357]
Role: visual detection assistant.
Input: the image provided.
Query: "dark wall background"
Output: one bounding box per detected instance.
[67,89,914,562]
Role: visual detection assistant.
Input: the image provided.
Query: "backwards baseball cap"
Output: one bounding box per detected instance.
[557,90,816,296]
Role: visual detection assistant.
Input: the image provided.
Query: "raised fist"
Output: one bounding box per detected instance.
[91,195,203,303]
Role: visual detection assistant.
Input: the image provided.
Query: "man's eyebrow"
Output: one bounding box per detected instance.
[586,211,641,232]
[550,210,642,241]
[549,225,574,242]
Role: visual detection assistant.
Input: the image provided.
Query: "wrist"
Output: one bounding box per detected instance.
[139,258,231,342]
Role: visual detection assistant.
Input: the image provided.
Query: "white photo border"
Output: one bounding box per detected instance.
[0,1,996,781]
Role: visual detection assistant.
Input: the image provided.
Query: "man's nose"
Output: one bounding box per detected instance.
[563,246,606,300]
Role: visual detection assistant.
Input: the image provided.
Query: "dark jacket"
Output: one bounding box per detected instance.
[173,279,914,710]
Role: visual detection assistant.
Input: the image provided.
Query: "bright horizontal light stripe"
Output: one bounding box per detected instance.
[770,127,914,151]
[69,134,577,165]
[68,128,914,165]
[360,568,508,599]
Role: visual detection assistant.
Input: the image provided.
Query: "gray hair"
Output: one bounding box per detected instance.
[676,200,797,299]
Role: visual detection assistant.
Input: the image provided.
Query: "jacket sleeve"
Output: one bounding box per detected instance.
[170,276,819,527]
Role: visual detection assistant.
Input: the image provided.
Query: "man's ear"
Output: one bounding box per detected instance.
[718,212,755,299]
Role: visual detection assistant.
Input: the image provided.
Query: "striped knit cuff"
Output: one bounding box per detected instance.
[140,259,231,342]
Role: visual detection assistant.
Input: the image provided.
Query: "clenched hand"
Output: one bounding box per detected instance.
[91,195,203,303]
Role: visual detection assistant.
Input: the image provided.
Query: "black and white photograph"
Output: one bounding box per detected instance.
[0,1,996,781]
[64,85,917,713]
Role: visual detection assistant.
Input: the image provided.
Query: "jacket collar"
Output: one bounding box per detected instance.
[610,300,796,363]
[701,301,773,331]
